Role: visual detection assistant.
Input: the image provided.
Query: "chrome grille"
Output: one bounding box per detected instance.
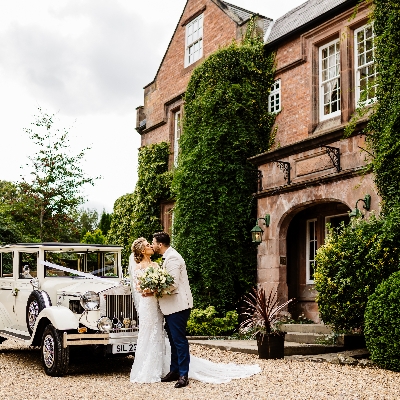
[105,294,138,330]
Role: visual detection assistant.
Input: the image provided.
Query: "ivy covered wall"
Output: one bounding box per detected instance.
[107,142,172,264]
[172,34,276,312]
[366,0,400,211]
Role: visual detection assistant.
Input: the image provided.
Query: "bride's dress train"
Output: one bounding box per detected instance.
[129,266,260,384]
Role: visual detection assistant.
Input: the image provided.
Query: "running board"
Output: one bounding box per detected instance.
[0,328,32,344]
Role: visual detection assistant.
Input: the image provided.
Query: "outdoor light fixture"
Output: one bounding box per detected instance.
[349,194,371,218]
[251,214,270,245]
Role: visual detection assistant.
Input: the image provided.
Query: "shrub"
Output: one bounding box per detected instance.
[186,306,238,336]
[364,270,400,371]
[314,209,400,332]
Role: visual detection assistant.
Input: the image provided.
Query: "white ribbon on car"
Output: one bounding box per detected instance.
[40,260,116,283]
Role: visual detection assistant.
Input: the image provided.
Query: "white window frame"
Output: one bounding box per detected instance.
[319,38,341,121]
[306,218,317,284]
[268,79,281,113]
[185,14,203,67]
[173,110,181,166]
[354,24,377,106]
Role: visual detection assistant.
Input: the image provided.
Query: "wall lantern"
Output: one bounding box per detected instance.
[251,214,270,245]
[349,194,371,218]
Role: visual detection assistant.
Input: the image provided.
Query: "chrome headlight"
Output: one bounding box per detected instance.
[97,316,113,333]
[80,291,100,311]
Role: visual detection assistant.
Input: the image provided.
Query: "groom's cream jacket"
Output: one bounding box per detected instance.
[158,246,193,315]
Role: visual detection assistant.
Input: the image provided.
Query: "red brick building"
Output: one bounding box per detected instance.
[135,0,270,233]
[250,0,378,321]
[136,0,379,321]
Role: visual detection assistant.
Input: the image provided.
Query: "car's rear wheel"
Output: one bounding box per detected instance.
[26,290,52,335]
[41,324,69,376]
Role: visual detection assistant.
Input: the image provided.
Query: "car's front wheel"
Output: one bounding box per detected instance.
[41,324,69,376]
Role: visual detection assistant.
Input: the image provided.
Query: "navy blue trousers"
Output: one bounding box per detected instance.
[164,308,191,377]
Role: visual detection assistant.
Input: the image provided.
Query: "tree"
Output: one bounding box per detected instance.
[98,209,112,236]
[81,228,106,244]
[0,180,25,243]
[74,208,99,240]
[19,109,97,241]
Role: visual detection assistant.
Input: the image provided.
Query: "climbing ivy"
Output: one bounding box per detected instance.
[107,142,172,264]
[172,32,276,312]
[365,0,400,212]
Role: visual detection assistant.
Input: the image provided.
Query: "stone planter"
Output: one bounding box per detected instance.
[256,332,285,359]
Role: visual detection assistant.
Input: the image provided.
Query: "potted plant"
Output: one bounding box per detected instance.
[240,286,294,359]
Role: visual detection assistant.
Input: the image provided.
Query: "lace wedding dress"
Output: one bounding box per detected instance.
[129,265,260,384]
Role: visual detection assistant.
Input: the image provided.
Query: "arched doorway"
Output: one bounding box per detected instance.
[286,201,350,322]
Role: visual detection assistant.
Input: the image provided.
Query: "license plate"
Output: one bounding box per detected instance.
[112,343,136,354]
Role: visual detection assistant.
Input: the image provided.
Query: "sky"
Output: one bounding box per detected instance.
[0,0,306,214]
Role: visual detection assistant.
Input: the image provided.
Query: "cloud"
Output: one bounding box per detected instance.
[0,0,164,116]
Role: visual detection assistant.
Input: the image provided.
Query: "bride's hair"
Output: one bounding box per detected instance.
[132,237,147,263]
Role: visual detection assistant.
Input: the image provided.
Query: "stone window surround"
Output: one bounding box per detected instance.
[273,3,372,135]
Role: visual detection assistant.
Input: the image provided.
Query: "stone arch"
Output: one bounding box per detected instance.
[277,197,351,258]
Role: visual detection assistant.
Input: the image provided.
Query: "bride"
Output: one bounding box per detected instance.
[129,237,260,385]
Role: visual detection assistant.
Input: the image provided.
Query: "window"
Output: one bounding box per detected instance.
[44,251,119,277]
[173,110,181,166]
[306,219,317,284]
[319,39,341,120]
[268,80,281,113]
[19,252,38,279]
[355,24,377,105]
[0,252,13,278]
[185,14,203,67]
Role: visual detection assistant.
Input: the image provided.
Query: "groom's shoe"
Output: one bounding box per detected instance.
[161,371,180,382]
[174,376,189,388]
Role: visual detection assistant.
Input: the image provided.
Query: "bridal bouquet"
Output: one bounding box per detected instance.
[138,266,174,298]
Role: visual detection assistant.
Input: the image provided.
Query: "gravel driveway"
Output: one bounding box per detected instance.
[1,339,399,399]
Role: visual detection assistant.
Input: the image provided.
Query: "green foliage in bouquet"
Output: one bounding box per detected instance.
[315,210,400,332]
[172,21,276,312]
[364,270,400,371]
[137,266,174,298]
[186,306,238,336]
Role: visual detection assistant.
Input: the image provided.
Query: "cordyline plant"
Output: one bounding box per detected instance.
[240,286,295,335]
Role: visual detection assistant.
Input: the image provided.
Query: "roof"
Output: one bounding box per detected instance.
[143,0,271,89]
[223,1,267,24]
[265,0,357,44]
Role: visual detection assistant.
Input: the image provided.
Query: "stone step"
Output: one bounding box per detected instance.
[279,324,333,334]
[285,332,332,344]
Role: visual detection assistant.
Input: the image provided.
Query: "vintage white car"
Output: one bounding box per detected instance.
[0,243,137,376]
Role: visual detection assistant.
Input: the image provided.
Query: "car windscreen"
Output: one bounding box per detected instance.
[44,251,119,278]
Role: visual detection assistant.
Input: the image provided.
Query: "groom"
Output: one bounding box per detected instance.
[152,231,193,388]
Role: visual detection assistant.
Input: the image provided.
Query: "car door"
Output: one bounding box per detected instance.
[0,250,17,328]
[14,250,39,329]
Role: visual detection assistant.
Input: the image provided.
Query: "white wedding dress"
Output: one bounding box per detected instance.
[129,266,261,384]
